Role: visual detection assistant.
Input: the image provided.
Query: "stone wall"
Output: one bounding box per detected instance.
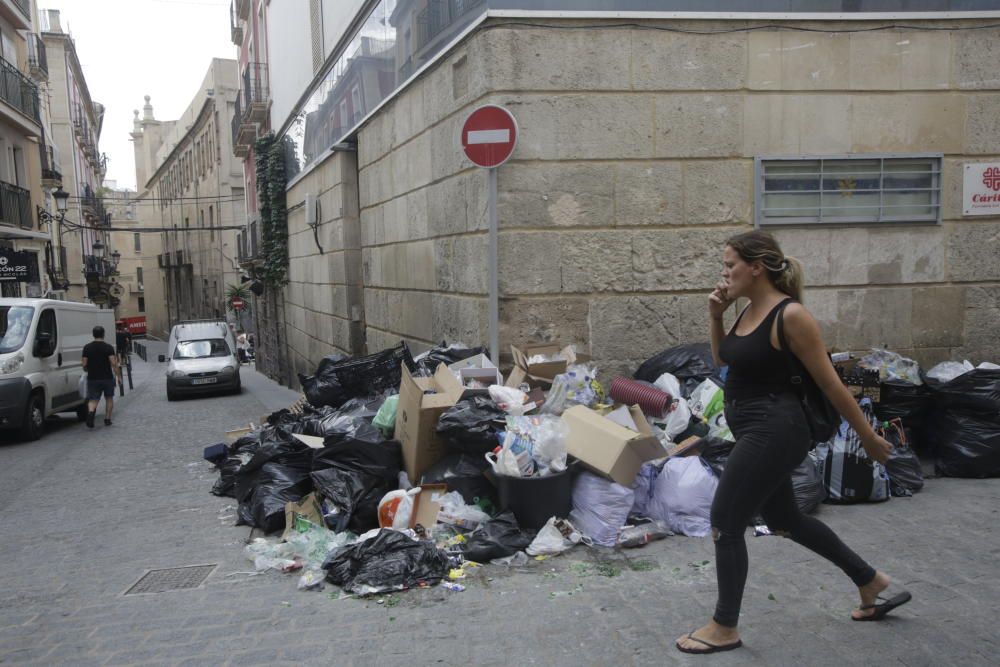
[314,19,1000,383]
[283,150,364,387]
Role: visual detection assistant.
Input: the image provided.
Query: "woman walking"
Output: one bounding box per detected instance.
[676,231,911,655]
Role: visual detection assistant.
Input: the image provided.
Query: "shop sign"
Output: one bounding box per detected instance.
[0,250,33,282]
[963,163,1000,216]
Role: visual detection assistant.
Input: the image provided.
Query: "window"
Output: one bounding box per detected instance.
[209,205,214,240]
[137,297,146,313]
[136,267,143,285]
[133,232,141,252]
[756,155,942,227]
[34,309,56,357]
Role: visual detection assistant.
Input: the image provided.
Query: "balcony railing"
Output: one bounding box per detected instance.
[229,0,243,45]
[241,62,269,123]
[27,35,47,81]
[72,103,89,138]
[0,56,40,124]
[39,144,60,187]
[81,184,107,225]
[231,95,252,157]
[9,0,29,22]
[235,0,250,20]
[0,179,31,229]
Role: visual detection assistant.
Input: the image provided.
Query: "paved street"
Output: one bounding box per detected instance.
[0,350,997,666]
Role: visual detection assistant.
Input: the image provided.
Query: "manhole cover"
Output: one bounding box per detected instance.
[123,564,217,595]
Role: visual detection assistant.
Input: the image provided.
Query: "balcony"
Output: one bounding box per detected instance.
[238,218,260,266]
[241,62,269,123]
[231,95,253,157]
[0,179,30,229]
[27,35,47,82]
[72,103,89,139]
[81,184,107,225]
[0,56,40,127]
[39,144,61,188]
[229,0,243,46]
[235,0,250,21]
[157,252,173,269]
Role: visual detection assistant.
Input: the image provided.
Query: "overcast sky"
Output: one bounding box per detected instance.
[50,0,236,191]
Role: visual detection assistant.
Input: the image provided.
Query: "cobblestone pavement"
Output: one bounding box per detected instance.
[0,350,997,666]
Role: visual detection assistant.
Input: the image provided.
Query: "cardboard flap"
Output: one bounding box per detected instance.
[447,353,496,372]
[224,426,254,444]
[628,405,654,436]
[411,483,447,528]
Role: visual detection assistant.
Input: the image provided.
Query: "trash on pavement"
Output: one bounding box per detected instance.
[395,364,465,482]
[538,364,603,414]
[881,419,924,496]
[458,511,533,562]
[419,453,497,511]
[495,463,574,530]
[298,343,414,410]
[561,405,664,486]
[310,438,403,533]
[815,401,891,503]
[281,492,326,540]
[651,372,692,439]
[608,377,672,419]
[617,519,672,548]
[568,471,635,547]
[507,342,591,389]
[633,343,718,399]
[436,490,491,529]
[322,528,449,595]
[435,396,506,457]
[647,457,718,537]
[526,517,585,556]
[791,452,826,513]
[925,365,1000,478]
[372,395,399,437]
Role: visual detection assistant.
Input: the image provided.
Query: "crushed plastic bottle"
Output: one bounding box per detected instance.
[617,520,672,548]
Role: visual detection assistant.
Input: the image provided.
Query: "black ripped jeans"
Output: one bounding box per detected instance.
[711,393,877,628]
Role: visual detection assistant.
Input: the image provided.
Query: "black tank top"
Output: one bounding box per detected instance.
[719,298,794,401]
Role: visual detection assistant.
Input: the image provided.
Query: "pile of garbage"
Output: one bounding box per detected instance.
[203,340,1000,597]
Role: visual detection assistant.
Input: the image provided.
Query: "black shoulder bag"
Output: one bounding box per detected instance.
[776,300,840,445]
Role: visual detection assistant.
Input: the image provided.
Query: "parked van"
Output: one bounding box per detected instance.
[165,321,241,400]
[0,298,116,440]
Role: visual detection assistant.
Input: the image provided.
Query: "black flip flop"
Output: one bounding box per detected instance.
[676,632,743,655]
[852,591,912,621]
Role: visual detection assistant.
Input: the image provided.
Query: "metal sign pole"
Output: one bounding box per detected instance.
[488,167,499,364]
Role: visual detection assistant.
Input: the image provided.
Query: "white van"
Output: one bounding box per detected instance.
[165,320,241,400]
[0,298,115,440]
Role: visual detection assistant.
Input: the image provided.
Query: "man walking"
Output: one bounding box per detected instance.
[81,326,119,427]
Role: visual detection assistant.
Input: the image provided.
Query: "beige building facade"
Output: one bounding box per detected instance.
[131,60,245,338]
[248,6,1000,387]
[40,8,109,304]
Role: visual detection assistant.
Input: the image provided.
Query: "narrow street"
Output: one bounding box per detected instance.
[0,349,995,666]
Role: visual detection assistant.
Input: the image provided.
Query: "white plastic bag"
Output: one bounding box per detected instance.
[653,373,691,439]
[927,360,975,383]
[436,490,491,529]
[568,472,635,547]
[488,385,533,416]
[78,373,88,400]
[688,378,733,442]
[526,517,584,556]
[377,487,420,530]
[647,457,718,537]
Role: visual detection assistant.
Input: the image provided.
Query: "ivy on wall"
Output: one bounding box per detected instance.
[254,132,289,288]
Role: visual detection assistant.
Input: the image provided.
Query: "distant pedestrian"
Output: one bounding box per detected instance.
[676,231,910,655]
[236,332,249,364]
[115,321,132,369]
[82,326,119,428]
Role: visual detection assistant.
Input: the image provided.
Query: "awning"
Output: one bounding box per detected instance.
[0,227,52,241]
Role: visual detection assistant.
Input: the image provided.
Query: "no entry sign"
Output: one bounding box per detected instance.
[231,297,245,310]
[461,105,518,168]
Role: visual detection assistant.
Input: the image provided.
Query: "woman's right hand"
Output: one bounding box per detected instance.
[709,282,735,320]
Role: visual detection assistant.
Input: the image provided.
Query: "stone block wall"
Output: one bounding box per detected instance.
[283,150,363,387]
[313,19,1000,384]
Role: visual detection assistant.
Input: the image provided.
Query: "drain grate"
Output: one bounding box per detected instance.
[124,564,217,595]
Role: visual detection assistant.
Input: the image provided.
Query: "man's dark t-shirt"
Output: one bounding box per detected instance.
[83,341,116,380]
[115,330,132,353]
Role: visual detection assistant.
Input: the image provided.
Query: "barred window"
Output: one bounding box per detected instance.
[755,155,942,226]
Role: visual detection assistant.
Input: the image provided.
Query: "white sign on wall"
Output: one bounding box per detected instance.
[963,163,1000,216]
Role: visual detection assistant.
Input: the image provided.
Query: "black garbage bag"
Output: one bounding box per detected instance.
[308,413,384,444]
[212,455,243,497]
[699,437,736,478]
[236,462,313,533]
[233,426,312,501]
[299,343,415,409]
[874,380,932,450]
[791,454,826,513]
[420,453,498,511]
[310,439,402,533]
[322,528,449,595]
[415,343,489,375]
[436,396,506,456]
[634,343,719,399]
[459,511,533,562]
[926,368,1000,478]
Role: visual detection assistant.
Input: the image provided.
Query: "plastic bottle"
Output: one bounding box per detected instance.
[617,521,671,548]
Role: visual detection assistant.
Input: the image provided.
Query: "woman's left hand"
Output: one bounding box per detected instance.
[861,433,893,464]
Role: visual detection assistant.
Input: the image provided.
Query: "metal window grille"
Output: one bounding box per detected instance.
[755,155,942,227]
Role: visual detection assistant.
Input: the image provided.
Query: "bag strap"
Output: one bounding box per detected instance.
[774,299,805,389]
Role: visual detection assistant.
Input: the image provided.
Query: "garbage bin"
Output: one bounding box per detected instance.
[495,464,576,530]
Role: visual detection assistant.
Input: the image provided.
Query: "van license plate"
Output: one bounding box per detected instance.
[191,378,217,385]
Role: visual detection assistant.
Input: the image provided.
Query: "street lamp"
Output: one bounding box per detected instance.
[110,249,121,271]
[92,240,105,259]
[53,187,69,215]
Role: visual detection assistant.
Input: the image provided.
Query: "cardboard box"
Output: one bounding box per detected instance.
[666,435,704,458]
[224,426,254,444]
[281,492,325,540]
[412,484,447,529]
[561,405,664,486]
[443,354,503,393]
[395,364,464,482]
[507,343,591,388]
